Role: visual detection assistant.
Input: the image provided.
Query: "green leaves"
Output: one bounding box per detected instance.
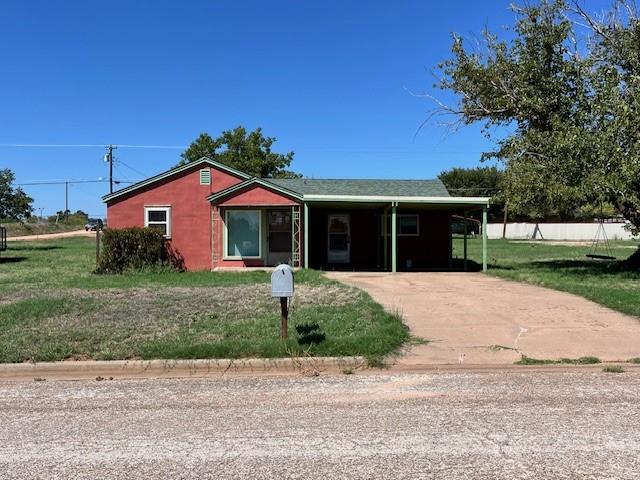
[436,0,640,234]
[178,126,300,178]
[0,168,33,221]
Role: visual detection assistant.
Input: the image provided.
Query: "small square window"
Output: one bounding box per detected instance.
[145,206,171,238]
[399,215,418,235]
[382,214,420,236]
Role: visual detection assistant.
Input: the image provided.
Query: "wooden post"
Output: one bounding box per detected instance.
[502,203,508,239]
[95,229,100,264]
[280,297,288,339]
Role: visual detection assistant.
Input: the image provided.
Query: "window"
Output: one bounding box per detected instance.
[200,168,211,185]
[145,206,171,237]
[225,210,261,258]
[382,214,419,236]
[267,210,292,253]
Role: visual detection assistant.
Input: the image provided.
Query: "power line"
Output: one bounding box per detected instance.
[0,143,490,154]
[16,179,137,186]
[116,158,148,178]
[0,143,186,149]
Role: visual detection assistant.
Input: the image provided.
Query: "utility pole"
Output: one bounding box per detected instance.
[106,145,116,193]
[65,181,69,218]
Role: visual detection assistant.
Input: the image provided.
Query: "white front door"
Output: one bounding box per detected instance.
[327,214,350,263]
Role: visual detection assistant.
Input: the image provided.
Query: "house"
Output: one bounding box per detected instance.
[103,158,490,272]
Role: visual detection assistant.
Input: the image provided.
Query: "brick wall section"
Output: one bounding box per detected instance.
[215,184,301,268]
[217,184,300,207]
[106,164,244,271]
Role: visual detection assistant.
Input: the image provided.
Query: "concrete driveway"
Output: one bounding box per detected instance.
[327,272,640,365]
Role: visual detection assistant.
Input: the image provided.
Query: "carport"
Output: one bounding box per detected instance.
[300,194,490,272]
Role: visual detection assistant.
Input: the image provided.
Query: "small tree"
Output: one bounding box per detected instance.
[179,126,300,178]
[438,166,504,220]
[0,169,33,221]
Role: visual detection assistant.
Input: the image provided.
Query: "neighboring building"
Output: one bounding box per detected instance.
[103,158,490,271]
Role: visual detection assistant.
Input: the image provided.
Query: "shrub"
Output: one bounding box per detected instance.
[96,227,184,274]
[603,365,625,373]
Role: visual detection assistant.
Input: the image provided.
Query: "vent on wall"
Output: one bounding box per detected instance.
[200,169,211,185]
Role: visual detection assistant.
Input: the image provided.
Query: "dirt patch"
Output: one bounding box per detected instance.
[7,230,94,241]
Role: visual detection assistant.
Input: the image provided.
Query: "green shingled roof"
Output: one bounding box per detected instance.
[266,178,450,197]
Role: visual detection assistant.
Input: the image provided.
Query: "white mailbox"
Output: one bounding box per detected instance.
[271,264,294,298]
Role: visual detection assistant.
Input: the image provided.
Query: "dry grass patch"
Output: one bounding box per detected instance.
[0,277,405,362]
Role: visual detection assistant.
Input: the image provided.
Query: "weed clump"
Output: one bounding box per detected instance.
[603,365,625,373]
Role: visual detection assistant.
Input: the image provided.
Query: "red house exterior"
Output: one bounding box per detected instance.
[104,158,490,272]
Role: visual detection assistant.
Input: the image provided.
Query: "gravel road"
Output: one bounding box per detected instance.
[1,372,639,479]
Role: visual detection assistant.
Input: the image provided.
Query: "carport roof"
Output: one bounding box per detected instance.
[267,178,451,197]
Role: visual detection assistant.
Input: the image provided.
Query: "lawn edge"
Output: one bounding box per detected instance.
[0,356,367,381]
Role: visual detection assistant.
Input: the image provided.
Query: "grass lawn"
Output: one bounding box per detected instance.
[454,236,640,318]
[0,238,409,363]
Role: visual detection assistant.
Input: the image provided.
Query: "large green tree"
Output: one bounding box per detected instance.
[179,126,299,178]
[0,169,33,221]
[434,0,640,266]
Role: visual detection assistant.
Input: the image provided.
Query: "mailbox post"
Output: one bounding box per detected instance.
[271,264,294,339]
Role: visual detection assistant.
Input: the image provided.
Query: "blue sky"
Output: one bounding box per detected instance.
[0,0,604,217]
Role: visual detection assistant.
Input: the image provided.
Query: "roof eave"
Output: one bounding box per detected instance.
[302,194,490,205]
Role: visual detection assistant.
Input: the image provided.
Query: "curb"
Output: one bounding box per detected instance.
[387,362,640,374]
[0,356,367,381]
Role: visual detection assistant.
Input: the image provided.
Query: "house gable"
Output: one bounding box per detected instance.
[208,178,302,206]
[103,157,250,204]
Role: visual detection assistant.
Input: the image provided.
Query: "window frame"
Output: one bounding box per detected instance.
[381,214,420,237]
[224,209,262,260]
[144,206,172,238]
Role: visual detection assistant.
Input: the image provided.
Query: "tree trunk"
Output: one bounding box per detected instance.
[621,247,640,270]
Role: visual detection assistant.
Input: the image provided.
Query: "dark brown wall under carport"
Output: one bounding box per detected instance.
[308,207,451,271]
[395,210,451,270]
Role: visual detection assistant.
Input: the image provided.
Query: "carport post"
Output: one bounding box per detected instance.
[391,203,397,273]
[382,207,388,271]
[463,209,468,272]
[304,203,309,268]
[482,205,488,272]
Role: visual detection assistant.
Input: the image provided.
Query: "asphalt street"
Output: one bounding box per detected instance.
[1,371,639,479]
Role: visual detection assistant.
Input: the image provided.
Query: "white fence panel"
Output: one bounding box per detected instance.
[486,222,636,241]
